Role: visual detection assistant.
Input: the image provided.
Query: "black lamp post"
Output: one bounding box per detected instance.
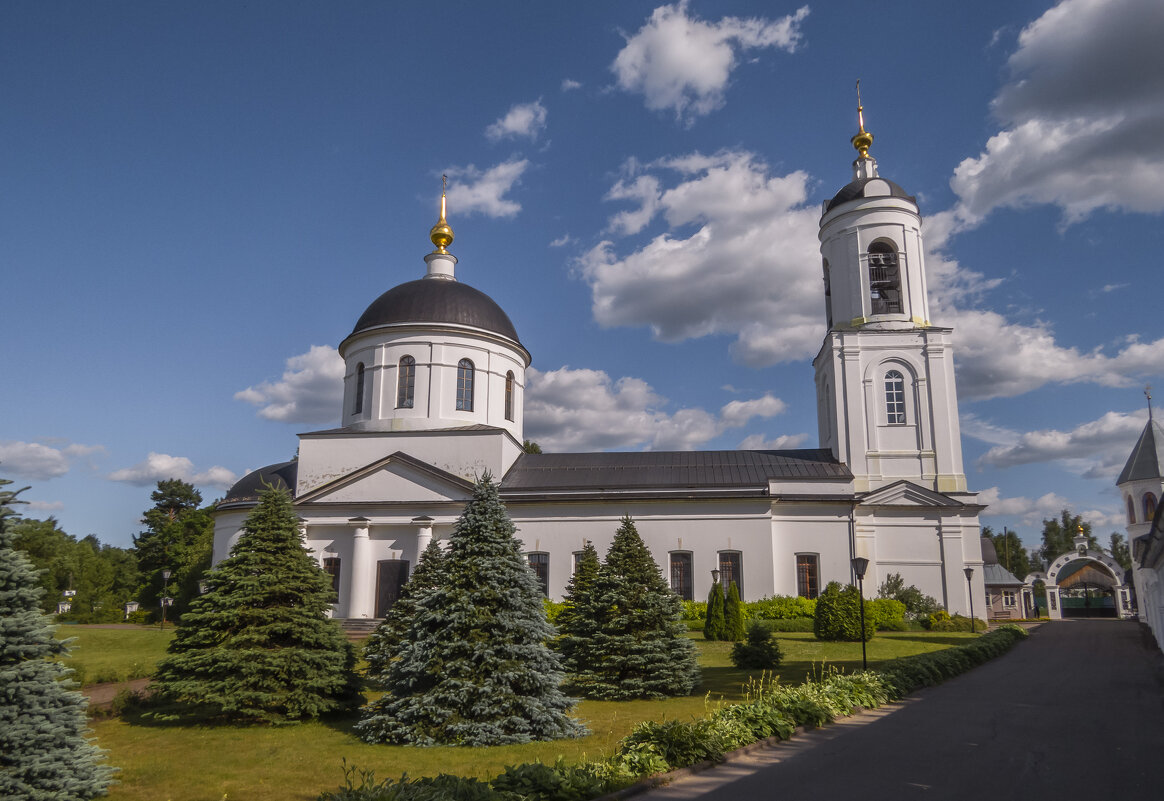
[851,556,869,670]
[964,566,976,634]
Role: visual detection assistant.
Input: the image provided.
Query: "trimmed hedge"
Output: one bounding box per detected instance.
[877,624,1028,695]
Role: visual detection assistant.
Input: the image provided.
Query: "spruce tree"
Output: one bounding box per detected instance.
[571,516,700,700]
[555,540,601,682]
[1,477,114,800]
[356,474,585,746]
[363,539,447,685]
[723,581,746,642]
[151,486,360,723]
[704,581,725,640]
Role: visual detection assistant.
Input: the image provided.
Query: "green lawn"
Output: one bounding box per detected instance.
[56,625,174,686]
[86,629,976,801]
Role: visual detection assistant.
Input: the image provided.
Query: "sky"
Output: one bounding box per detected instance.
[4,0,1164,553]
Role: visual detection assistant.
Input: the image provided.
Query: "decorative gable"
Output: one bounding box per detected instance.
[295,451,474,506]
[859,480,964,509]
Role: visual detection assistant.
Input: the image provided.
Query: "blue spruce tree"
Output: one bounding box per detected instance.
[1,477,114,800]
[357,474,585,746]
[363,538,447,686]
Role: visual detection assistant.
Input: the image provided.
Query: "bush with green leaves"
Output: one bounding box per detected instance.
[723,582,745,641]
[358,475,584,746]
[866,598,906,630]
[813,581,874,642]
[878,625,1027,695]
[679,600,706,620]
[924,611,985,632]
[745,595,816,620]
[877,572,941,620]
[150,486,361,724]
[730,621,784,669]
[490,760,612,801]
[703,582,725,640]
[0,477,115,800]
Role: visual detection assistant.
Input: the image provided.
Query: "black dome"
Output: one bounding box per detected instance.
[825,177,915,213]
[221,460,298,505]
[350,278,521,343]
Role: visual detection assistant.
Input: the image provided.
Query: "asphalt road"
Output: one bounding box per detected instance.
[638,621,1164,801]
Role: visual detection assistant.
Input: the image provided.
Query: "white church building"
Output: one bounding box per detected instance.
[213,116,986,621]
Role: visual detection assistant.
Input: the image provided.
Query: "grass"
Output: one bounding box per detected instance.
[56,625,174,686]
[85,627,975,801]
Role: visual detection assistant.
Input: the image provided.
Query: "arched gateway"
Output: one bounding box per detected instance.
[1022,531,1133,620]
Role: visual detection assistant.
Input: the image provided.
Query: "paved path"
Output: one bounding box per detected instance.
[638,621,1164,801]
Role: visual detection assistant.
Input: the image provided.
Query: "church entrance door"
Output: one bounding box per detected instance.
[375,559,410,618]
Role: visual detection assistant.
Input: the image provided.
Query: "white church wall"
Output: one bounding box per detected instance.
[770,504,853,596]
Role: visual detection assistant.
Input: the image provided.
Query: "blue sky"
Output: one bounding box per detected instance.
[4,0,1164,552]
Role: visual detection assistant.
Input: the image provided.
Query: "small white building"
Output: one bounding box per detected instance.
[213,117,985,620]
[1123,411,1164,649]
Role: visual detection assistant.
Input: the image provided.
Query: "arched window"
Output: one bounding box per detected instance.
[526,552,549,596]
[1144,493,1157,521]
[868,241,902,314]
[1127,495,1136,524]
[504,371,515,421]
[796,553,819,600]
[718,551,743,599]
[353,363,365,415]
[456,359,474,411]
[669,552,693,601]
[397,355,415,408]
[885,370,906,424]
[822,259,833,328]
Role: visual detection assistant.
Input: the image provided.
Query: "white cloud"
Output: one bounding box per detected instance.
[737,433,808,450]
[977,410,1146,481]
[561,79,582,92]
[523,365,787,452]
[612,2,809,123]
[235,344,345,424]
[978,486,1124,529]
[549,234,575,248]
[26,500,65,512]
[945,0,1164,230]
[108,453,237,490]
[0,440,105,481]
[445,160,529,218]
[485,100,548,142]
[579,149,823,366]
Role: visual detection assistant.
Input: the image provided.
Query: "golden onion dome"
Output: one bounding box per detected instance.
[429,176,455,253]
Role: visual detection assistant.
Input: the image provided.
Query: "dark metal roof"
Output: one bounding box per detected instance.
[350,278,522,343]
[1117,418,1164,484]
[825,177,915,213]
[983,562,1025,587]
[221,460,298,505]
[500,449,850,493]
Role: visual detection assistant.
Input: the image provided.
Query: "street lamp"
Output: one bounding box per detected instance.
[851,556,869,670]
[710,567,721,586]
[160,569,172,630]
[964,566,976,634]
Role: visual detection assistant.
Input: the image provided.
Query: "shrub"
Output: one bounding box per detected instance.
[704,582,725,641]
[679,600,706,621]
[542,598,567,626]
[745,595,816,619]
[616,718,726,771]
[723,582,745,641]
[866,598,906,630]
[927,612,985,632]
[813,581,874,642]
[730,622,784,670]
[877,625,1028,696]
[491,760,610,801]
[125,610,151,625]
[877,573,941,620]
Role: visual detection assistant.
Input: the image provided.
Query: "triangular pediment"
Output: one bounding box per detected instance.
[859,480,964,509]
[295,451,474,505]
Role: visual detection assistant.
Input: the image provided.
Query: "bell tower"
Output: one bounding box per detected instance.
[813,93,968,494]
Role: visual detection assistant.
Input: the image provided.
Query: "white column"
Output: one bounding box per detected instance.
[348,517,374,619]
[413,515,434,569]
[1046,585,1063,620]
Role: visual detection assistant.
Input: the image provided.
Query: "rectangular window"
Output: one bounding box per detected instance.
[796,554,819,599]
[1002,590,1017,608]
[322,557,341,596]
[527,552,549,596]
[669,552,693,601]
[718,551,742,599]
